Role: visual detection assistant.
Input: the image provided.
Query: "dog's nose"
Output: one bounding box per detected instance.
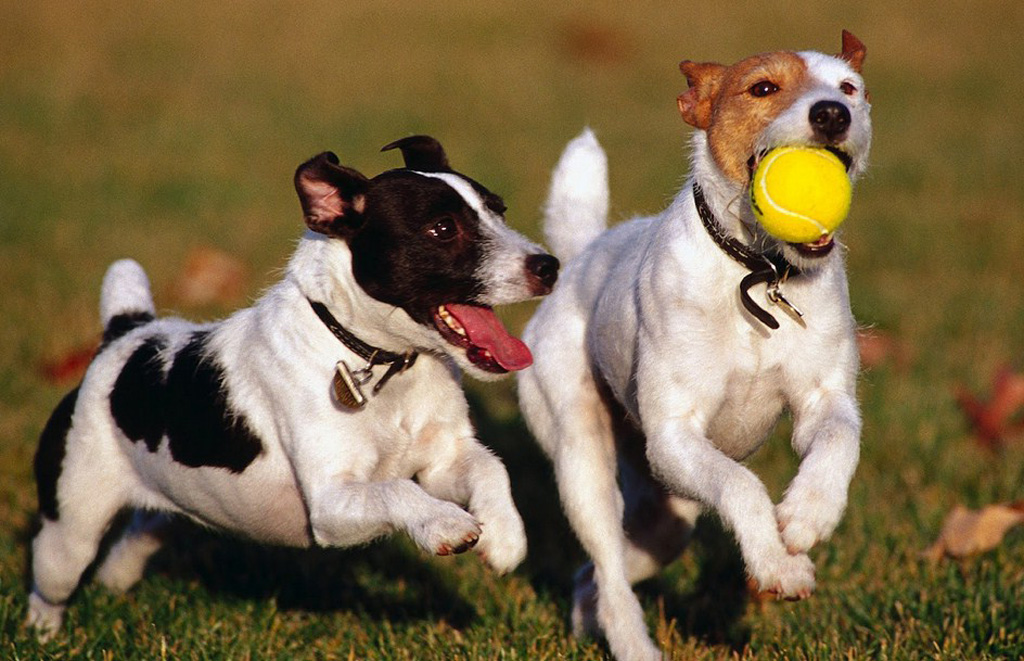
[525,254,560,294]
[809,100,851,142]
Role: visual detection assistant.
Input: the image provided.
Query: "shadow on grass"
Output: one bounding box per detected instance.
[641,517,753,650]
[147,527,479,627]
[17,514,479,629]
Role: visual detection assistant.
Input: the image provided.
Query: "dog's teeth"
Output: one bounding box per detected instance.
[438,306,467,337]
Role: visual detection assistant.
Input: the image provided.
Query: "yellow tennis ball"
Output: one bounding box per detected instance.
[749,146,852,243]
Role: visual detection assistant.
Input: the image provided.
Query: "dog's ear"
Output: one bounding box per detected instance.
[839,30,866,73]
[294,152,370,238]
[677,61,726,130]
[380,135,452,172]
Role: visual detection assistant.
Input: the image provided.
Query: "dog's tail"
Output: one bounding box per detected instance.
[99,259,156,337]
[543,128,609,264]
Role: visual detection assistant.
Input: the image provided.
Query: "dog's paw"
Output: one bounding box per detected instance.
[25,592,64,642]
[776,489,845,554]
[472,506,527,574]
[410,502,482,557]
[749,551,816,600]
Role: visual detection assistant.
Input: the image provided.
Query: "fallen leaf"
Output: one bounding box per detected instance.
[169,246,248,308]
[923,501,1024,561]
[38,342,98,385]
[955,365,1024,450]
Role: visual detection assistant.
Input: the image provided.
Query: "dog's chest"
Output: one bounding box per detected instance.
[705,362,787,459]
[360,410,448,480]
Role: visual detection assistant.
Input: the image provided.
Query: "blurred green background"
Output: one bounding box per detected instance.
[3,1,1024,659]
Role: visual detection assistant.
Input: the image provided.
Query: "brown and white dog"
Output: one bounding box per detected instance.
[517,32,870,660]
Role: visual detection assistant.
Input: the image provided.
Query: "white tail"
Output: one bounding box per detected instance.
[99,259,155,327]
[543,128,609,264]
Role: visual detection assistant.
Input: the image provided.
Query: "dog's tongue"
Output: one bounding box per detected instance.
[445,304,533,371]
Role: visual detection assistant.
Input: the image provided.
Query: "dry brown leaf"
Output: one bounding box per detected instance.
[169,246,248,308]
[956,366,1024,450]
[923,501,1024,561]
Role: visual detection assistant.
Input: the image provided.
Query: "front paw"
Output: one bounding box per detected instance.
[410,502,482,556]
[473,508,527,574]
[776,489,846,554]
[748,550,816,600]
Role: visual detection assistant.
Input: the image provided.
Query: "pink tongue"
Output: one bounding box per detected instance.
[445,304,533,371]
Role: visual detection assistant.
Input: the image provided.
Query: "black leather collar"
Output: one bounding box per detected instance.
[307,298,418,395]
[692,182,801,330]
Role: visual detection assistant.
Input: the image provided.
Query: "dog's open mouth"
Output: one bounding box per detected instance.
[747,145,852,258]
[791,233,835,256]
[434,304,533,373]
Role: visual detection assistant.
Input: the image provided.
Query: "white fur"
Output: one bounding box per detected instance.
[543,128,610,263]
[517,50,869,661]
[99,259,155,325]
[27,207,536,636]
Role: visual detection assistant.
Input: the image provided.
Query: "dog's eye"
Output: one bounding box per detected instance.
[427,217,458,241]
[839,81,857,96]
[749,80,779,98]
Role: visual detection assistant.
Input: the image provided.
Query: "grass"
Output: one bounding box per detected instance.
[3,0,1024,658]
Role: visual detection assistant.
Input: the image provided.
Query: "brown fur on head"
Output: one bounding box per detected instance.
[839,30,866,73]
[675,31,867,184]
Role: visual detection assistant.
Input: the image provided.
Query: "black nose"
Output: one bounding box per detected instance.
[525,254,559,294]
[809,100,851,142]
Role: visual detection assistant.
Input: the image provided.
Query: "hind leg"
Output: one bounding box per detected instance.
[555,416,662,661]
[27,434,132,639]
[622,492,701,585]
[572,477,700,652]
[96,509,172,594]
[521,367,661,661]
[28,506,125,638]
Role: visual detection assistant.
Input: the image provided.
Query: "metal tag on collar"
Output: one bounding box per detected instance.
[332,355,376,410]
[765,280,802,321]
[766,266,803,321]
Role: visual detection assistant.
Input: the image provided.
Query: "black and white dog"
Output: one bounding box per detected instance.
[28,136,559,637]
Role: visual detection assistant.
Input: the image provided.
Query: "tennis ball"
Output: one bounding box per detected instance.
[749,146,852,243]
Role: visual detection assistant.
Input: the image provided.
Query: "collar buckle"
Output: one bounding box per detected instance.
[307,299,420,406]
[693,182,803,331]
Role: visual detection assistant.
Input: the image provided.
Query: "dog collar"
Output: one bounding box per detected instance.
[307,298,418,409]
[692,182,802,330]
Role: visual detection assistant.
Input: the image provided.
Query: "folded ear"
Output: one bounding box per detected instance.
[839,30,866,73]
[677,61,727,129]
[380,135,451,172]
[294,152,370,238]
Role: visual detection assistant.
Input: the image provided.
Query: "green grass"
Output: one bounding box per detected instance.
[3,0,1024,658]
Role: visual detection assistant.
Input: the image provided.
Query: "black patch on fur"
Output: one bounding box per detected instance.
[111,336,168,452]
[350,171,488,325]
[164,332,263,472]
[35,387,80,521]
[109,331,264,472]
[100,311,155,351]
